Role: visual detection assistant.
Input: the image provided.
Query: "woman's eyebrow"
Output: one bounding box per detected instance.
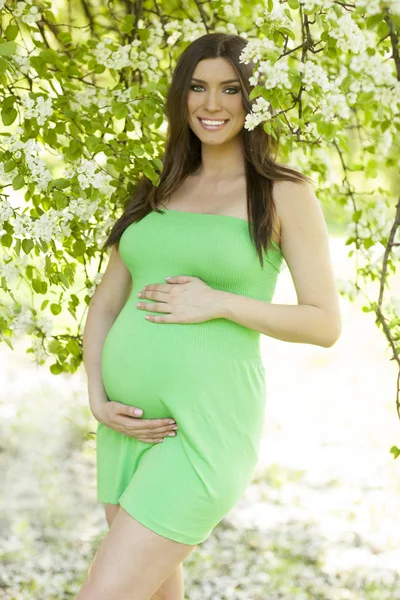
[191,78,240,84]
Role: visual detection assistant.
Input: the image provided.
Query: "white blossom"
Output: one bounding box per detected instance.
[93,40,134,70]
[329,13,367,54]
[0,259,19,285]
[21,4,41,25]
[62,197,100,223]
[9,307,35,336]
[239,38,278,65]
[36,315,53,336]
[0,199,13,222]
[29,337,48,365]
[300,0,335,10]
[21,94,53,126]
[299,61,332,93]
[30,210,58,243]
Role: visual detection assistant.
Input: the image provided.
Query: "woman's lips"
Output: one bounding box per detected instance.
[197,118,229,131]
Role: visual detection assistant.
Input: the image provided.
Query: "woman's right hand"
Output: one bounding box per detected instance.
[94,400,178,443]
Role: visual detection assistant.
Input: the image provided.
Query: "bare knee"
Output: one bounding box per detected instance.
[103,502,119,528]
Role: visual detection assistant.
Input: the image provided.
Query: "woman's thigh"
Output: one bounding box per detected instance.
[76,506,195,600]
[104,502,119,527]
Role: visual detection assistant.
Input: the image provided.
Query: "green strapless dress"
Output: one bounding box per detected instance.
[97,209,283,545]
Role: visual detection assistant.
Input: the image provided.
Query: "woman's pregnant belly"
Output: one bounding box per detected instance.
[100,298,266,424]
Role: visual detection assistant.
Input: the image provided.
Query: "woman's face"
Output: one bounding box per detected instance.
[187,57,245,145]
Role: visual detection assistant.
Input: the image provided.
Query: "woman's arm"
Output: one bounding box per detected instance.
[83,246,132,419]
[214,179,342,348]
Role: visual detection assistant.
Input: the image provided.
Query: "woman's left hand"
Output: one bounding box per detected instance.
[136,276,224,324]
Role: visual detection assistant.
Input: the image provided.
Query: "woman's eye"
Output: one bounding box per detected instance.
[190,85,240,94]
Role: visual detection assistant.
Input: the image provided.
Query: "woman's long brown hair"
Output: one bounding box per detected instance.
[102,32,314,267]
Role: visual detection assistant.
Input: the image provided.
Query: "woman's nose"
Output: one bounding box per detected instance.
[203,91,221,110]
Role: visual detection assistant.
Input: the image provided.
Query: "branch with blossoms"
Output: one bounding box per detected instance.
[0,0,399,456]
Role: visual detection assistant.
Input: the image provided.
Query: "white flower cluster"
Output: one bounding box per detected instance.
[7,305,53,340]
[87,272,104,298]
[36,315,53,337]
[320,90,351,121]
[93,36,160,73]
[329,13,367,54]
[93,37,136,70]
[62,197,99,223]
[240,38,278,66]
[12,53,34,77]
[384,295,400,316]
[356,0,400,16]
[12,1,41,25]
[347,200,393,244]
[21,94,53,126]
[299,61,332,93]
[181,18,205,42]
[259,59,291,90]
[337,277,362,302]
[222,0,241,19]
[300,0,334,11]
[388,0,400,15]
[30,210,59,243]
[0,129,52,191]
[29,337,48,364]
[0,0,5,9]
[0,255,19,285]
[0,198,13,223]
[348,52,400,116]
[64,157,114,195]
[244,97,272,130]
[9,307,34,336]
[256,0,291,29]
[350,52,397,87]
[354,0,382,14]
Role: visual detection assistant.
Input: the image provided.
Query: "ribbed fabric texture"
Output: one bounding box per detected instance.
[115,209,283,362]
[98,209,284,544]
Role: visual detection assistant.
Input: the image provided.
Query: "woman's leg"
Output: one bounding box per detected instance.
[75,505,194,600]
[103,504,185,600]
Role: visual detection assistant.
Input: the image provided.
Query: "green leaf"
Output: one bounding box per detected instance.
[41,299,49,310]
[390,446,400,459]
[12,173,25,190]
[72,240,86,256]
[70,293,79,306]
[2,107,17,126]
[0,56,8,75]
[22,239,34,254]
[50,362,63,375]
[5,25,19,42]
[50,178,71,190]
[1,234,12,248]
[66,339,81,357]
[279,26,296,40]
[287,0,299,8]
[0,41,17,56]
[32,278,43,293]
[50,303,62,315]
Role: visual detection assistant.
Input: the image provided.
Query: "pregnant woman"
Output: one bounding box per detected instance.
[77,32,341,600]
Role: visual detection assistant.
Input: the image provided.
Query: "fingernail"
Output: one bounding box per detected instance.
[167,432,176,436]
[168,420,175,424]
[134,408,143,416]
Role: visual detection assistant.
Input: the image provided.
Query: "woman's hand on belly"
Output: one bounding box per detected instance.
[136,275,224,324]
[95,400,179,443]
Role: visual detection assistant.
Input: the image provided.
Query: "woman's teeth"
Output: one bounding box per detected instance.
[198,118,229,130]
